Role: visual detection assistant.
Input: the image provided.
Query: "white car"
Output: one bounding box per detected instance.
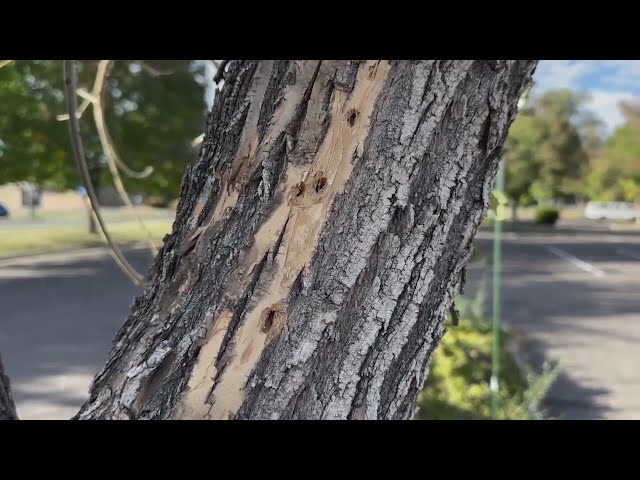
[585,201,639,221]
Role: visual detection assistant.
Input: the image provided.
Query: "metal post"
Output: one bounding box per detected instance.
[491,159,505,419]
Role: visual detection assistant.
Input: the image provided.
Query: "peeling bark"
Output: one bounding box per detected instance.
[66,60,537,420]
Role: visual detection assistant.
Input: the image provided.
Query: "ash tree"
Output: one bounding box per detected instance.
[0,60,537,420]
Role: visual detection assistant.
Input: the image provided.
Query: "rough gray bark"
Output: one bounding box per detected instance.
[0,354,18,420]
[50,60,535,420]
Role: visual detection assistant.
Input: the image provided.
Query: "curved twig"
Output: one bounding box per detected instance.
[189,60,227,148]
[135,60,173,77]
[56,97,91,121]
[76,88,98,104]
[213,60,228,85]
[92,60,159,255]
[63,60,145,286]
[57,64,154,180]
[102,121,154,179]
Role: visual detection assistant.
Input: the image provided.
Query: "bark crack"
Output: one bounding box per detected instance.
[70,60,537,420]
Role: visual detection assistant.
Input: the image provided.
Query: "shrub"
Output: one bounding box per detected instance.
[415,253,559,420]
[415,317,558,420]
[535,207,560,225]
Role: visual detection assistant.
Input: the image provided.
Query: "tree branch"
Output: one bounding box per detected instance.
[189,60,228,148]
[63,60,146,286]
[57,63,154,180]
[56,97,91,121]
[91,60,158,255]
[191,133,205,147]
[213,60,228,84]
[135,60,173,77]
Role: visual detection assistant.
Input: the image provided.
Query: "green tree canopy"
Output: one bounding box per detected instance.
[504,89,590,208]
[0,60,207,199]
[586,100,640,202]
[504,110,544,207]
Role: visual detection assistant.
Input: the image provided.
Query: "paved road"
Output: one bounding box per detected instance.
[0,248,151,419]
[0,213,173,229]
[1,232,639,419]
[471,231,640,419]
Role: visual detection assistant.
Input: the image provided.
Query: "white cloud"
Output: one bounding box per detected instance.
[534,60,595,90]
[192,60,218,108]
[534,61,640,135]
[195,60,640,137]
[599,60,640,90]
[585,90,636,135]
[535,60,640,92]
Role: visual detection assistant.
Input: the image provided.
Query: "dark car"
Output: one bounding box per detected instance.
[0,203,9,218]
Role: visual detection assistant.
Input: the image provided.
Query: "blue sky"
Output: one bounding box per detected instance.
[534,60,640,134]
[202,61,640,136]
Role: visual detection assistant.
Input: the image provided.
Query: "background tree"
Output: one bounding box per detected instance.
[105,60,209,202]
[577,111,606,156]
[0,60,81,188]
[585,100,640,202]
[0,60,207,208]
[529,89,589,203]
[0,60,537,420]
[504,109,544,220]
[503,89,590,213]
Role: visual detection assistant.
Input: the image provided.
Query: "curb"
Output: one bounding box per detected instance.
[478,224,640,237]
[0,242,152,263]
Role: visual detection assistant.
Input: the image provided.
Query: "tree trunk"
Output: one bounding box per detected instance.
[511,201,518,222]
[1,60,537,420]
[87,208,97,235]
[0,354,17,420]
[87,165,102,235]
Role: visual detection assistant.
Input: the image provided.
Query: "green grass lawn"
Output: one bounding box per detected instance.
[9,206,174,223]
[609,221,640,231]
[482,204,640,231]
[0,219,173,258]
[482,205,586,224]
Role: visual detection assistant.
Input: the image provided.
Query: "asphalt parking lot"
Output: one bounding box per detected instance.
[1,229,639,419]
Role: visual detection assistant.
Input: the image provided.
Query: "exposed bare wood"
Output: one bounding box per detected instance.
[65,60,537,420]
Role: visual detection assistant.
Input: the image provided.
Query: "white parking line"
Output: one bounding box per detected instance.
[546,246,606,277]
[616,247,640,261]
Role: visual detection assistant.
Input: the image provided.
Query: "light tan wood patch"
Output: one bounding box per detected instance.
[175,310,233,419]
[175,61,391,420]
